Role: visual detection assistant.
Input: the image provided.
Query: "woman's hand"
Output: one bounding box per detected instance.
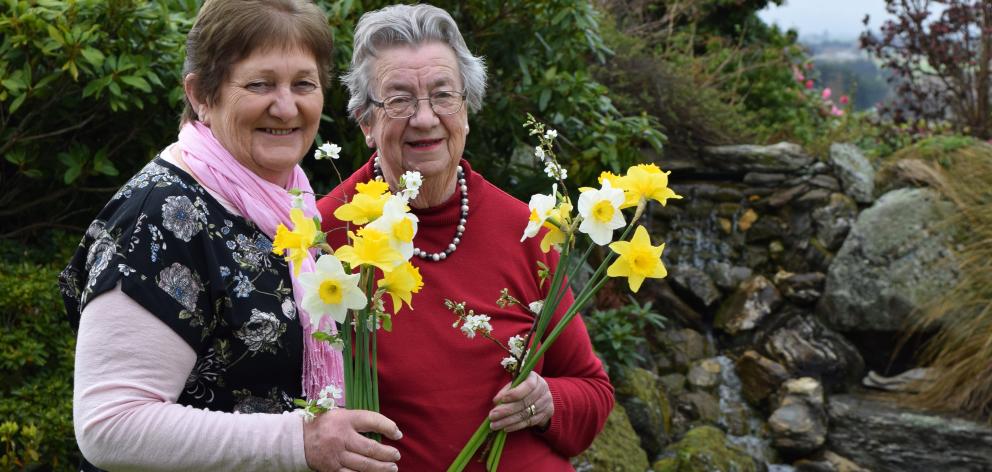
[303,409,402,472]
[488,371,554,432]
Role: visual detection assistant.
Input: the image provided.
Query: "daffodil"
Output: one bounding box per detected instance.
[577,180,626,246]
[378,261,424,313]
[607,225,667,293]
[539,201,572,253]
[367,195,418,261]
[521,185,557,242]
[272,208,321,276]
[299,254,366,326]
[333,179,391,225]
[618,164,682,208]
[335,227,403,272]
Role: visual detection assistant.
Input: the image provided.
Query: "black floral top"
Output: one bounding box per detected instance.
[60,157,303,421]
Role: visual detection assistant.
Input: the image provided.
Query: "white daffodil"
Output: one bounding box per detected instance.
[521,185,557,242]
[578,179,626,245]
[299,254,366,326]
[399,171,423,201]
[314,142,341,160]
[367,195,419,263]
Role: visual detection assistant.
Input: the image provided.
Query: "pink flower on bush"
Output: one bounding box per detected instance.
[805,79,814,89]
[821,88,832,100]
[792,65,805,83]
[839,95,850,105]
[830,105,844,117]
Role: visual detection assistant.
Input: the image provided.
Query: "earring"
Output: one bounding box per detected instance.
[365,135,375,147]
[465,125,470,133]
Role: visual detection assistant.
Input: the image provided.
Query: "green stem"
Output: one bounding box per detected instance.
[485,430,507,471]
[446,419,493,472]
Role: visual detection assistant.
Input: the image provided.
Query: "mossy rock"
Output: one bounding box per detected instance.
[614,366,673,458]
[652,425,758,472]
[571,402,649,472]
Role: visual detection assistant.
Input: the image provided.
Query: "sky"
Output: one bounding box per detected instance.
[758,0,895,42]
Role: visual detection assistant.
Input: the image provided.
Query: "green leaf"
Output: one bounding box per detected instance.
[63,165,82,184]
[46,25,64,46]
[538,88,552,112]
[108,81,121,96]
[92,149,118,176]
[82,79,103,98]
[80,47,105,67]
[9,93,26,114]
[120,75,151,92]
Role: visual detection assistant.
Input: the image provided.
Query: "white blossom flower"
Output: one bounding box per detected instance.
[521,185,557,242]
[508,335,526,358]
[544,129,558,140]
[527,300,544,315]
[501,356,519,371]
[314,142,341,160]
[299,408,316,422]
[460,314,492,338]
[534,146,546,160]
[578,179,626,245]
[299,254,366,327]
[544,160,567,180]
[291,193,306,209]
[317,384,342,409]
[399,171,423,200]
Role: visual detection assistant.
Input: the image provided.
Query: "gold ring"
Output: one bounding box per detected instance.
[527,404,536,417]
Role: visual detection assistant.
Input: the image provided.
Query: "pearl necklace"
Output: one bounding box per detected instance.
[373,157,468,262]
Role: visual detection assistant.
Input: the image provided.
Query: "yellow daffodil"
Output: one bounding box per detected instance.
[618,164,682,208]
[333,179,391,225]
[521,185,558,242]
[335,227,403,272]
[272,208,320,276]
[578,180,626,246]
[378,261,424,313]
[607,225,667,293]
[539,201,572,253]
[367,195,418,261]
[299,254,366,326]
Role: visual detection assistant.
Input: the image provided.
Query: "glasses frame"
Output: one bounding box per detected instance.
[370,90,467,119]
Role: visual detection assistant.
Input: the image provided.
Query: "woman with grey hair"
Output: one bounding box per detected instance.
[317,4,614,470]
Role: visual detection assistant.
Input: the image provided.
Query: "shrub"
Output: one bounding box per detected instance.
[586,298,666,372]
[0,232,79,470]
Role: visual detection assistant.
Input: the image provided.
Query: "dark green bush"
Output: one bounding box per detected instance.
[0,232,79,471]
[586,299,666,373]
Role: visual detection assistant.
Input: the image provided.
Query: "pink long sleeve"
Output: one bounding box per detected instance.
[73,285,311,471]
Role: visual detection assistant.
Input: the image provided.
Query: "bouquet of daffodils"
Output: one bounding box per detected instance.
[447,115,681,471]
[274,145,425,421]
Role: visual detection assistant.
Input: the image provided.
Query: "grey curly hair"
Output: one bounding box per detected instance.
[342,4,487,125]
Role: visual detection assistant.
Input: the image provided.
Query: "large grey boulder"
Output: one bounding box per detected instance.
[768,378,828,455]
[763,313,864,390]
[828,393,992,471]
[817,188,958,332]
[829,143,874,203]
[702,142,815,174]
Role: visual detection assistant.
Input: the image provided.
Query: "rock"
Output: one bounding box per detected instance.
[744,172,789,185]
[762,314,865,390]
[795,451,870,472]
[571,402,651,472]
[829,143,875,203]
[795,188,833,209]
[808,174,841,191]
[769,377,828,455]
[669,264,722,309]
[655,328,713,375]
[767,184,809,208]
[736,350,790,406]
[827,393,992,471]
[811,193,857,251]
[677,391,721,424]
[705,261,753,291]
[745,215,786,243]
[675,182,747,202]
[614,366,674,459]
[686,358,722,390]
[660,373,687,396]
[701,142,815,174]
[653,425,760,472]
[715,275,783,335]
[644,281,706,331]
[773,270,826,305]
[817,188,959,332]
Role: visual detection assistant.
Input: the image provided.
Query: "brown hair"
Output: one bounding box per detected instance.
[180,0,333,126]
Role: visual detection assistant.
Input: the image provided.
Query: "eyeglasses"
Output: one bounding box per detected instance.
[370,90,467,119]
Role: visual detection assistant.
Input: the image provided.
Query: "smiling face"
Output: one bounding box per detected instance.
[361,42,468,203]
[194,46,323,186]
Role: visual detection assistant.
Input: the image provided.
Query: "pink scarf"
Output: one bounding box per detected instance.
[178,121,342,401]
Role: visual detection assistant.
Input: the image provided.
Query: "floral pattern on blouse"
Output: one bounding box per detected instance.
[61,157,303,416]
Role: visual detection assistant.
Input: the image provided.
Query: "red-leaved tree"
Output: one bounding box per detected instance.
[861,0,992,139]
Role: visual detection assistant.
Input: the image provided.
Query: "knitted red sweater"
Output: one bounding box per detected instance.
[317,158,614,471]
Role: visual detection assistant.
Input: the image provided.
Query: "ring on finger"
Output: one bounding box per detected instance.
[527,404,536,417]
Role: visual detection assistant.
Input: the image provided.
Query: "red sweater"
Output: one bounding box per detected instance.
[317,158,614,471]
